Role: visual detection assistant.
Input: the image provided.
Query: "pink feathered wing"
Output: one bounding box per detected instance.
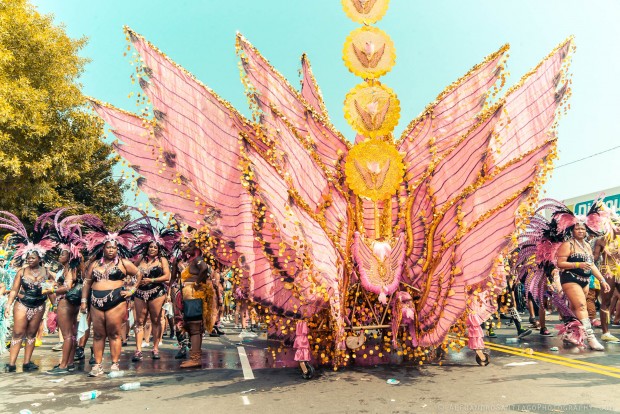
[126,28,257,275]
[396,38,571,348]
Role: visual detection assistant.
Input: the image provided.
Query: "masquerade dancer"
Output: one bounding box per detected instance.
[42,209,86,374]
[593,213,620,342]
[517,199,610,350]
[1,212,56,372]
[81,217,143,377]
[131,219,177,361]
[171,233,213,368]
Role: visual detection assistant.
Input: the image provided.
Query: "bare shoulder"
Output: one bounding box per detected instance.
[557,241,571,255]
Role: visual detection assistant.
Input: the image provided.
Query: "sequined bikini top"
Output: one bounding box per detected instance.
[140,265,163,278]
[92,264,125,282]
[20,277,43,296]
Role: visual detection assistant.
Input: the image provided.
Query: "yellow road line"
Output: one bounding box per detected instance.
[449,334,620,379]
[486,341,620,373]
[483,343,620,379]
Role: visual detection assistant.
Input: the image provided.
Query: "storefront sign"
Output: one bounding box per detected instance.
[573,194,620,215]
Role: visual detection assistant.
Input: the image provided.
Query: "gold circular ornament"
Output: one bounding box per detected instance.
[343,26,396,79]
[341,0,390,24]
[345,139,405,201]
[344,82,400,138]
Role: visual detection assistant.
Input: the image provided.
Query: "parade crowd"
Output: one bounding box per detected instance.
[0,209,256,376]
[1,200,620,377]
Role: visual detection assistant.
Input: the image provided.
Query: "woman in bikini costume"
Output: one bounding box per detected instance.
[131,221,178,362]
[557,222,610,350]
[516,199,612,350]
[81,217,143,377]
[43,210,87,374]
[593,213,620,342]
[172,234,213,368]
[0,211,56,372]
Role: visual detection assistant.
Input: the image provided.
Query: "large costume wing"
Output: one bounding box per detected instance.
[237,36,350,252]
[96,28,259,277]
[400,38,573,347]
[243,142,345,347]
[90,101,204,225]
[486,40,573,171]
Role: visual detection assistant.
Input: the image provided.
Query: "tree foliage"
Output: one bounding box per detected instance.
[0,0,128,228]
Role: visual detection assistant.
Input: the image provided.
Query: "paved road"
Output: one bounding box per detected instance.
[1,318,619,414]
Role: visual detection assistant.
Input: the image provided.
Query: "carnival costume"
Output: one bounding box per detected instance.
[41,210,88,375]
[41,209,87,304]
[127,215,179,360]
[132,218,179,302]
[0,247,15,355]
[81,216,146,375]
[91,1,574,372]
[1,212,55,323]
[599,213,620,283]
[515,199,608,349]
[83,215,145,309]
[0,211,56,370]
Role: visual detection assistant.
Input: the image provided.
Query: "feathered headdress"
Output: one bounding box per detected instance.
[132,214,180,259]
[83,215,146,260]
[37,208,87,269]
[0,211,57,267]
[553,198,608,236]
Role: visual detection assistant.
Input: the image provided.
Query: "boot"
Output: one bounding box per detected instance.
[174,344,189,359]
[180,350,202,368]
[581,318,604,351]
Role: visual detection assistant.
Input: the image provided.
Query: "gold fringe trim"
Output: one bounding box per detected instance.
[235,32,351,150]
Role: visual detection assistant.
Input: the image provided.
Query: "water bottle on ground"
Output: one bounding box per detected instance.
[119,382,141,391]
[79,390,101,401]
[107,370,125,378]
[19,410,33,414]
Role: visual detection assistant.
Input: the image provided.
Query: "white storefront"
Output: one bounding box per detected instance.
[562,186,620,215]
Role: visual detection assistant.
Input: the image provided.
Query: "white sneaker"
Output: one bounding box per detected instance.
[141,341,150,348]
[52,342,64,351]
[601,332,619,342]
[587,335,605,351]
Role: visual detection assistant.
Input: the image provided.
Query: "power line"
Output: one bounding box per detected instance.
[555,145,620,169]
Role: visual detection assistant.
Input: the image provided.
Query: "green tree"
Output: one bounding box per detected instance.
[0,0,128,228]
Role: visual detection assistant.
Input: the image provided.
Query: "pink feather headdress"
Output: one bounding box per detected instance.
[131,213,180,258]
[37,208,87,268]
[83,214,146,259]
[0,211,57,266]
[554,195,609,235]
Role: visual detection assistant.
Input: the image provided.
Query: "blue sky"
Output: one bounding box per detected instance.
[34,0,620,202]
